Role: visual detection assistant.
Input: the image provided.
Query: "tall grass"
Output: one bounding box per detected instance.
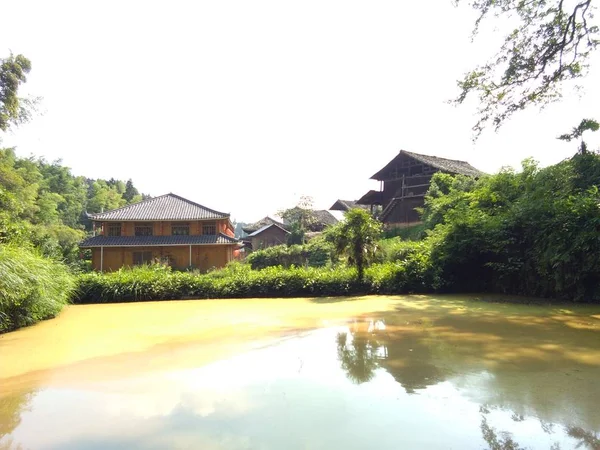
[0,245,75,333]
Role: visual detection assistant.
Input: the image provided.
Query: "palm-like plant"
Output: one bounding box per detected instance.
[326,209,382,281]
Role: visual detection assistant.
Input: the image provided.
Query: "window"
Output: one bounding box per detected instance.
[133,251,153,265]
[135,223,153,236]
[172,223,190,236]
[108,223,122,236]
[203,222,216,235]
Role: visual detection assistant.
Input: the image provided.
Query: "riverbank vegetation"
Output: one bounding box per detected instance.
[74,151,600,304]
[0,245,75,333]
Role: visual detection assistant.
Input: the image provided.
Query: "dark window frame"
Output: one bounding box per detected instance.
[133,251,153,265]
[203,222,216,235]
[172,223,190,236]
[135,223,153,236]
[107,223,122,237]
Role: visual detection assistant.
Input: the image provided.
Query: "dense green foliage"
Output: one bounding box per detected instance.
[0,147,146,265]
[0,245,75,333]
[420,153,600,301]
[382,223,428,241]
[246,239,335,269]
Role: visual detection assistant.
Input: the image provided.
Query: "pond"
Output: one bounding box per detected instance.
[1,295,600,449]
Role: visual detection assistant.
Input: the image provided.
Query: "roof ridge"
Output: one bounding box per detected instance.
[88,193,229,220]
[87,193,170,218]
[167,193,229,218]
[401,149,470,164]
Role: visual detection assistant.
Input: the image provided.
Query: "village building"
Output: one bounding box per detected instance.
[242,216,287,235]
[245,223,290,250]
[80,193,240,272]
[354,150,483,227]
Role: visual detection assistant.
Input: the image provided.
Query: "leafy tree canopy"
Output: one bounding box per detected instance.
[0,53,39,132]
[455,0,599,136]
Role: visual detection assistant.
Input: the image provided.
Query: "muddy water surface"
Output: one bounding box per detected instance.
[1,295,600,449]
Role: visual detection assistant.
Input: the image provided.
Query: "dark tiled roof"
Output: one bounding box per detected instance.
[247,223,290,237]
[242,216,287,234]
[80,233,239,248]
[356,190,383,205]
[329,199,370,211]
[88,194,229,221]
[313,210,338,227]
[370,150,484,180]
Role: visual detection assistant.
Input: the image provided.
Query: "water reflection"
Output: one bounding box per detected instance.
[336,318,448,392]
[1,297,600,449]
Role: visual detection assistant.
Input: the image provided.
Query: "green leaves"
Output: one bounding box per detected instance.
[420,151,600,301]
[455,1,599,137]
[0,53,38,132]
[557,118,600,141]
[0,244,75,333]
[325,209,383,281]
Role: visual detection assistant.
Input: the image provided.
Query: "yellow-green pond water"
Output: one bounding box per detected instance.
[1,295,600,449]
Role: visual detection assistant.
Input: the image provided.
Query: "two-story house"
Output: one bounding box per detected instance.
[80,193,240,272]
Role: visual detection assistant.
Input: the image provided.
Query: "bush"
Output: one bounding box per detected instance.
[0,244,75,333]
[247,239,335,270]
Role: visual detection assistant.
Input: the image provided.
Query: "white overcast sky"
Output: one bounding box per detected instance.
[1,0,599,222]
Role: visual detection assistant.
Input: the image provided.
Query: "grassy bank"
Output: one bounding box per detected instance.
[0,245,75,333]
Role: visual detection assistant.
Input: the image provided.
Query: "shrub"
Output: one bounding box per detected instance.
[247,239,335,270]
[0,244,75,333]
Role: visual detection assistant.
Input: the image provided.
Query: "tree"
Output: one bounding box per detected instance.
[455,0,599,136]
[0,53,39,132]
[557,117,599,153]
[326,209,382,281]
[278,195,316,245]
[123,179,139,202]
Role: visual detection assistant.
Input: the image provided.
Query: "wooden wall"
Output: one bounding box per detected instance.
[250,227,288,250]
[91,245,235,272]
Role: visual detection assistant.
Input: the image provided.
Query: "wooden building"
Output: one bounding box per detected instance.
[357,150,483,227]
[245,223,290,250]
[242,216,287,235]
[80,193,240,272]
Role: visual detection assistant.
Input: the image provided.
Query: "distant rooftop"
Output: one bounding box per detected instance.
[242,216,287,234]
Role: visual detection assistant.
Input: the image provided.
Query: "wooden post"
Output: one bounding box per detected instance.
[189,245,192,268]
[100,246,104,273]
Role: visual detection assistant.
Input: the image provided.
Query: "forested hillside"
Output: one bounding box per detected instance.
[0,147,147,265]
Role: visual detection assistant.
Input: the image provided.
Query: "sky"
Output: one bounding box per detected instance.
[1,0,599,222]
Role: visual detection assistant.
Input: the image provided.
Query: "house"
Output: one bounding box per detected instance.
[356,150,483,227]
[245,223,290,250]
[242,216,287,235]
[80,193,240,272]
